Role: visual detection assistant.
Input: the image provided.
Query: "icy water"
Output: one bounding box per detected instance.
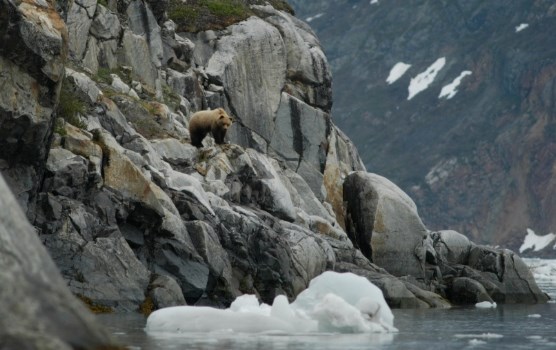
[100,259,556,350]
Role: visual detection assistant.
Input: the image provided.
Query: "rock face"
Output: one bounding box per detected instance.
[290,0,556,252]
[0,174,114,349]
[0,0,549,327]
[0,0,67,216]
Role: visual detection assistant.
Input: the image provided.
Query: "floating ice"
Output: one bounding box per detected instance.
[515,23,529,32]
[407,57,446,100]
[455,333,503,339]
[469,339,487,346]
[146,272,396,335]
[370,0,379,4]
[439,71,472,99]
[475,301,497,308]
[527,314,541,318]
[386,62,412,84]
[519,228,556,253]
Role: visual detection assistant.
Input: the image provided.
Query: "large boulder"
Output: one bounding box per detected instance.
[344,171,427,278]
[0,174,114,349]
[466,246,549,303]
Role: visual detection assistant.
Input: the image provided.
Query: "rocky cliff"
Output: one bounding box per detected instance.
[0,1,549,346]
[290,0,556,252]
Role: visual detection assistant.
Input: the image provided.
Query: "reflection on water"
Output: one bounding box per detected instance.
[99,304,556,350]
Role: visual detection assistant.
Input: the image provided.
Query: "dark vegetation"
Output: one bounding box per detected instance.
[168,0,293,32]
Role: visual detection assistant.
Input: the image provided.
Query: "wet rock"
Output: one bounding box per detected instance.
[449,277,493,305]
[149,275,186,309]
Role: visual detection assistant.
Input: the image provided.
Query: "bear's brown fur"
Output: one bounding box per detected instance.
[189,108,234,147]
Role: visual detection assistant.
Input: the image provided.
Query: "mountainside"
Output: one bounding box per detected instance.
[290,0,556,251]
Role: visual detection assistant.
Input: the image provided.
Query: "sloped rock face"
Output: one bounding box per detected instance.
[0,174,114,349]
[290,0,556,252]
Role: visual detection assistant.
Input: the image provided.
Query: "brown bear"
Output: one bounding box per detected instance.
[188,108,234,148]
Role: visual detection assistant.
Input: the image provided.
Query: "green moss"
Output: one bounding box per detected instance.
[95,67,113,84]
[169,0,251,32]
[54,118,67,136]
[97,0,108,6]
[139,296,155,316]
[162,84,181,111]
[57,81,87,129]
[204,0,248,17]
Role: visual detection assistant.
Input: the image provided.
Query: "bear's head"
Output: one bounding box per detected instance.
[215,108,233,131]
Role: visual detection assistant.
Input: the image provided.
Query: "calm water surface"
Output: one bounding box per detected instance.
[100,259,556,350]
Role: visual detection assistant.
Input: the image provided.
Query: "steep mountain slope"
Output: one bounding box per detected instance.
[290,0,556,250]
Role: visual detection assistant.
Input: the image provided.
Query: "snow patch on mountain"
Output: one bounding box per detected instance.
[306,13,324,22]
[519,228,556,253]
[515,23,529,32]
[407,57,446,100]
[386,62,411,84]
[439,71,472,99]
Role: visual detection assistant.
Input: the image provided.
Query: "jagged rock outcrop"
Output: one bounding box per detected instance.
[0,0,68,217]
[290,1,556,252]
[0,0,548,326]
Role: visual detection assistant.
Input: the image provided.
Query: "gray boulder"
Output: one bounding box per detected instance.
[148,275,186,309]
[344,171,427,278]
[466,246,549,303]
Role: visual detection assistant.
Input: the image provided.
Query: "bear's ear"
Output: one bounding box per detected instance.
[219,115,225,119]
[229,117,234,122]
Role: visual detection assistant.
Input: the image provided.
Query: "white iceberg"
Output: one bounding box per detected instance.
[145,271,397,335]
[475,301,497,309]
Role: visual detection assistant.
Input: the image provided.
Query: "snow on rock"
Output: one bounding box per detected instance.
[475,301,497,309]
[145,271,397,335]
[439,71,472,99]
[386,62,411,84]
[407,57,446,100]
[519,228,556,253]
[515,23,529,32]
[306,13,324,22]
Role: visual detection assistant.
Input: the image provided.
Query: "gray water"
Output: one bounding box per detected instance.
[99,304,556,350]
[100,259,556,350]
